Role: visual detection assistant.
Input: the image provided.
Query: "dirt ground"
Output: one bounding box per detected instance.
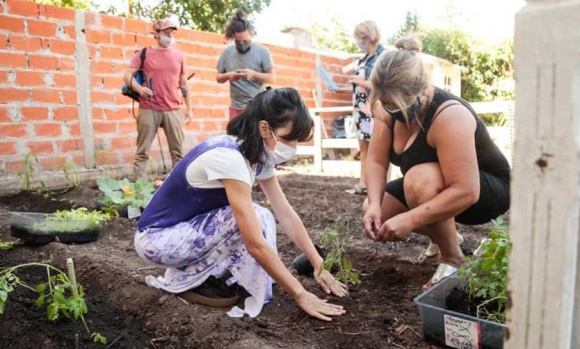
[0,170,498,349]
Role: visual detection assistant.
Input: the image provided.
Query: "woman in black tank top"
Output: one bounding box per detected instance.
[362,35,510,289]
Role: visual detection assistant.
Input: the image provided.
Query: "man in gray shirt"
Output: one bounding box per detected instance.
[216,9,275,120]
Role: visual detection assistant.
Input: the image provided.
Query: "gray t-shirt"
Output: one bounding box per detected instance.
[216,43,275,109]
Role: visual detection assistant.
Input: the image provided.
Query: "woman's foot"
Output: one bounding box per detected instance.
[177,275,240,308]
[416,233,464,265]
[422,263,458,291]
[345,184,367,195]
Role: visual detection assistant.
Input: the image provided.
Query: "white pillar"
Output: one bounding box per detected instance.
[506,1,580,348]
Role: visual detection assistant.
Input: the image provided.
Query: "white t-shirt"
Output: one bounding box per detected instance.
[185,146,276,188]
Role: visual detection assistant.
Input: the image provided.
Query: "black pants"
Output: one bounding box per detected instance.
[385,171,510,225]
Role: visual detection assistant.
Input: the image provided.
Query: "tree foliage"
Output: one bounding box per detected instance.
[388,11,422,44]
[30,0,92,10]
[310,18,358,54]
[127,0,272,33]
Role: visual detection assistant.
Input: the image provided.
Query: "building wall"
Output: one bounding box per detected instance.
[0,0,351,179]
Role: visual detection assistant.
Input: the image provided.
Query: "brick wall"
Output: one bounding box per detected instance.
[0,0,351,179]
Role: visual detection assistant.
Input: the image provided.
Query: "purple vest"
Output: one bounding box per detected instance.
[137,135,243,231]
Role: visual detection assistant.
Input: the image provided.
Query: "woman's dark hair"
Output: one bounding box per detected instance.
[225,9,253,40]
[227,87,313,164]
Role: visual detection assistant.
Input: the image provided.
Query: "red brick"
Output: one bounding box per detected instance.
[28,54,59,70]
[35,122,62,137]
[85,29,110,44]
[0,15,24,31]
[101,14,124,29]
[0,141,16,155]
[91,76,103,88]
[101,76,120,89]
[7,160,25,173]
[15,70,46,86]
[111,136,132,149]
[57,139,83,152]
[72,155,85,166]
[20,106,49,120]
[104,108,130,120]
[61,90,77,104]
[93,121,117,134]
[63,25,76,40]
[0,36,7,50]
[40,4,74,21]
[0,106,14,122]
[111,33,136,47]
[58,57,75,71]
[125,18,147,33]
[53,73,76,87]
[0,51,27,67]
[90,60,115,74]
[0,123,27,137]
[68,123,81,136]
[48,39,75,55]
[95,151,119,165]
[39,156,67,170]
[0,88,28,102]
[31,89,60,103]
[91,91,115,104]
[118,121,135,133]
[6,0,39,17]
[53,106,78,121]
[135,34,155,47]
[26,140,54,154]
[8,35,44,52]
[27,19,57,36]
[99,46,124,60]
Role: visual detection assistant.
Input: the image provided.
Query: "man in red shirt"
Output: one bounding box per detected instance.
[123,18,193,179]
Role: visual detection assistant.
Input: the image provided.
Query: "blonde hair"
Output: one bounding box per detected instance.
[369,33,432,123]
[354,20,381,44]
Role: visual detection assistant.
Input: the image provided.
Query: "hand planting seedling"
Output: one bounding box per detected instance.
[0,260,106,344]
[318,219,361,288]
[458,216,510,323]
[97,178,155,212]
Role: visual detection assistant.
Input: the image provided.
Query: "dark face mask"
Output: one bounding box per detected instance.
[387,96,422,123]
[235,40,252,54]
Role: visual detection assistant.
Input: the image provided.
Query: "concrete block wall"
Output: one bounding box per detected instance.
[0,0,351,182]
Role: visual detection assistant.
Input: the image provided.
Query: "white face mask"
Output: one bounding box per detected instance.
[159,35,173,48]
[263,131,296,165]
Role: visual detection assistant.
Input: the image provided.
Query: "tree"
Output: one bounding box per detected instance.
[30,0,92,10]
[309,18,358,54]
[129,0,272,33]
[388,11,422,44]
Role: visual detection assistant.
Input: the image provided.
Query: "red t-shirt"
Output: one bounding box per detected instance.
[130,46,184,111]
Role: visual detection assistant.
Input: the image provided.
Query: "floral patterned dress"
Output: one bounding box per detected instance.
[134,135,277,318]
[352,44,384,141]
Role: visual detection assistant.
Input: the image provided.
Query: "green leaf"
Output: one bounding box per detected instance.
[35,295,45,307]
[35,283,46,293]
[0,290,8,302]
[47,303,59,321]
[91,333,107,344]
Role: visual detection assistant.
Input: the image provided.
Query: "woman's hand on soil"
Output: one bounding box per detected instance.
[314,269,348,297]
[294,290,346,321]
[376,214,413,242]
[362,205,382,240]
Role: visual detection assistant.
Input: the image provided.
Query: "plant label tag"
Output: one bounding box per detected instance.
[444,314,481,349]
[127,206,141,219]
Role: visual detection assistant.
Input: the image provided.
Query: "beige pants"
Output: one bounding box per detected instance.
[133,108,184,179]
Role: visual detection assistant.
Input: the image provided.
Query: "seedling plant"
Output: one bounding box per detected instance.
[319,219,361,288]
[458,217,510,323]
[97,178,155,211]
[33,208,111,233]
[0,262,106,344]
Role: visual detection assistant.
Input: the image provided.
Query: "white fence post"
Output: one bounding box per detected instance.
[506,1,580,348]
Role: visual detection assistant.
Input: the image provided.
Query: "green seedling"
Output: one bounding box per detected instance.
[458,216,510,323]
[22,153,40,191]
[97,178,155,211]
[0,240,16,250]
[62,160,81,188]
[319,219,361,288]
[33,208,111,233]
[0,262,106,344]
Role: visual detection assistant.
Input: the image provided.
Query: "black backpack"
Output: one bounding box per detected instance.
[121,48,147,102]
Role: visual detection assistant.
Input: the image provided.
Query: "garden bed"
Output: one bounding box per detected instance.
[0,172,497,348]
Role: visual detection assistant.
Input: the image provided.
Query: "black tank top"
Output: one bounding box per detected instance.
[389,87,510,181]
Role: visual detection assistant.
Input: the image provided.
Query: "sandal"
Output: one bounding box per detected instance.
[422,263,458,291]
[415,233,465,265]
[345,184,367,195]
[177,276,240,308]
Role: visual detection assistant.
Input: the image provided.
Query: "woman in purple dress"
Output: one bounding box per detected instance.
[135,87,347,320]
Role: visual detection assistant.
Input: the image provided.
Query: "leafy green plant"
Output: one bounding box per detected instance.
[22,153,40,191]
[62,160,81,188]
[97,178,155,210]
[33,208,111,233]
[0,240,16,250]
[0,262,106,344]
[319,219,360,287]
[458,217,510,323]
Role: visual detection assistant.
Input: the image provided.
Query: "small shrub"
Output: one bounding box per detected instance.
[97,178,155,210]
[458,217,510,323]
[319,219,361,287]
